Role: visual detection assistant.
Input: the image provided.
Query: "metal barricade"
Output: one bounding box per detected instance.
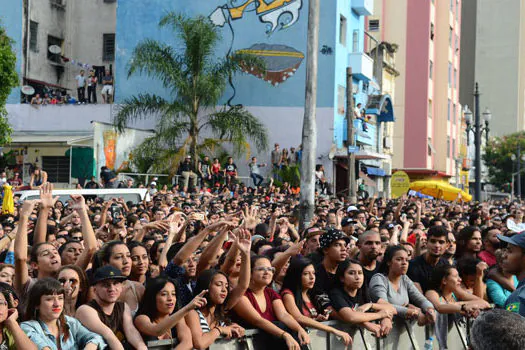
[146,318,471,350]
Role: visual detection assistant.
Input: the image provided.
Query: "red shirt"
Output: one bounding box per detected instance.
[479,250,497,267]
[245,287,281,322]
[281,289,318,318]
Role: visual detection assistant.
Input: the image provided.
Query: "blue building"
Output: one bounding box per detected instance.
[115,0,392,194]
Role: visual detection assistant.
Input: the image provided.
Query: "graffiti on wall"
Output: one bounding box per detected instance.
[209,1,305,91]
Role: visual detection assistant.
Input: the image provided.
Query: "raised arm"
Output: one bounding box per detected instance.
[70,195,97,270]
[225,229,252,310]
[34,183,58,245]
[158,215,186,271]
[14,200,38,294]
[196,226,230,274]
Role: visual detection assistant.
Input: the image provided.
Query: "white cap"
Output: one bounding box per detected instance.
[150,181,157,186]
[347,205,358,212]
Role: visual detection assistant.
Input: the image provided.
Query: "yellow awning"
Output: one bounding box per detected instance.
[409,180,472,202]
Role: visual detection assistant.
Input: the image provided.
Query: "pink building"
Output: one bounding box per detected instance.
[370,0,462,182]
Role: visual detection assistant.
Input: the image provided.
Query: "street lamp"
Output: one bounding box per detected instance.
[463,83,491,202]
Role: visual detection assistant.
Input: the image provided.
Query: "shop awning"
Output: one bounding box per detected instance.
[10,132,93,146]
[24,78,70,90]
[366,167,386,176]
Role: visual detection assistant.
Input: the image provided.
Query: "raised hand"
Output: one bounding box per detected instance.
[39,183,59,209]
[69,194,86,211]
[20,200,39,218]
[285,240,305,256]
[189,289,208,310]
[236,228,252,255]
[242,205,259,230]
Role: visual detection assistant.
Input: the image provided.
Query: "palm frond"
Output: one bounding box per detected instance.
[127,39,186,91]
[113,94,171,132]
[206,106,269,153]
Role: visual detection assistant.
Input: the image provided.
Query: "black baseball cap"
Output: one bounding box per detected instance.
[91,265,127,286]
[320,228,350,249]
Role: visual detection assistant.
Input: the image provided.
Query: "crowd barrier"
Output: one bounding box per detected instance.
[147,317,471,350]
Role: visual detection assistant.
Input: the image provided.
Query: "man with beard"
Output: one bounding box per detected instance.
[479,227,502,267]
[76,265,147,350]
[358,231,382,285]
[407,226,449,293]
[313,228,349,295]
[497,232,525,316]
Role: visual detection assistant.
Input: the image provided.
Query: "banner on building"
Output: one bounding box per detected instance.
[93,121,154,174]
[459,170,470,193]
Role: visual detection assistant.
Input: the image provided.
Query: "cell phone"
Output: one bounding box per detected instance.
[109,204,122,225]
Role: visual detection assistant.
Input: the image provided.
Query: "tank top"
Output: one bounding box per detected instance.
[87,300,126,341]
[196,309,225,333]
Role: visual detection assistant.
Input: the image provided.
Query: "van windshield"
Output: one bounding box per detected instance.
[23,193,143,204]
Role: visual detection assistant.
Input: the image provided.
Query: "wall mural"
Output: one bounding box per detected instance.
[209,0,305,92]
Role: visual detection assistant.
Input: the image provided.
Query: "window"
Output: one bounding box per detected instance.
[452,139,456,156]
[447,99,451,120]
[430,23,435,41]
[447,137,451,156]
[369,19,380,31]
[352,30,359,52]
[50,0,65,9]
[339,15,347,46]
[448,63,452,86]
[337,85,345,115]
[42,156,70,183]
[103,33,116,61]
[428,138,434,156]
[453,103,457,124]
[104,0,116,2]
[449,27,453,46]
[47,35,63,63]
[454,68,457,88]
[429,60,433,80]
[428,100,433,119]
[450,0,454,11]
[29,21,38,52]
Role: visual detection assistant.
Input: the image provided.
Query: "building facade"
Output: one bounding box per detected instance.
[379,0,462,184]
[115,0,396,196]
[460,0,525,138]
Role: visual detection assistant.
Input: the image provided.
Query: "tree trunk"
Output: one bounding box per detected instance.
[299,0,320,231]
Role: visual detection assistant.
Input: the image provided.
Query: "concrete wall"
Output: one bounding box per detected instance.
[475,0,522,137]
[0,0,23,103]
[459,0,476,111]
[23,0,116,95]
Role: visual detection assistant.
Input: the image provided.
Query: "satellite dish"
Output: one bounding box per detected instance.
[21,85,35,95]
[48,45,62,54]
[328,143,337,160]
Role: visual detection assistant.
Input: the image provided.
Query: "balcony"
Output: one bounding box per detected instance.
[352,0,374,16]
[349,52,374,81]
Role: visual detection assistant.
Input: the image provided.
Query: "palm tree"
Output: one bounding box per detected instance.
[113,12,268,176]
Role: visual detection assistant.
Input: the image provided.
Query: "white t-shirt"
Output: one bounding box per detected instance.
[75,75,86,87]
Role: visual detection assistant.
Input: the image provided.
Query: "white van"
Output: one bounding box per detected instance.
[14,188,150,204]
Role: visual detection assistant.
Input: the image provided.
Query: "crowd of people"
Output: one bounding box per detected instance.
[0,173,522,349]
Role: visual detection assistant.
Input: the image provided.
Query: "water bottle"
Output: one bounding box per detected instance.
[424,336,434,350]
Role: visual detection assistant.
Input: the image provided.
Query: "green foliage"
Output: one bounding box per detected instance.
[483,131,525,191]
[273,165,301,187]
[114,13,268,177]
[0,24,18,145]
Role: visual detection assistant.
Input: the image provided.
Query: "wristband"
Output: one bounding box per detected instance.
[214,326,222,336]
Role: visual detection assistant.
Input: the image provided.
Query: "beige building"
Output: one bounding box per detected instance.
[460,0,525,137]
[369,0,462,184]
[22,0,116,100]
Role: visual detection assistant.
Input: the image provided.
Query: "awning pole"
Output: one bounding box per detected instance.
[69,146,73,188]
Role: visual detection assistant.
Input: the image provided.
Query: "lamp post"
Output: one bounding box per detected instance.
[463,83,492,202]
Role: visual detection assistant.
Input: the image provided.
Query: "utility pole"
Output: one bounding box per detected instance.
[474,83,481,202]
[346,68,357,203]
[299,0,319,231]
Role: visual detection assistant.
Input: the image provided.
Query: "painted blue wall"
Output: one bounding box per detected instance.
[115,0,337,108]
[0,0,23,104]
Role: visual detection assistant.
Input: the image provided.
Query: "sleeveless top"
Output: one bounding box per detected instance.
[195,309,225,333]
[87,300,126,341]
[128,281,140,318]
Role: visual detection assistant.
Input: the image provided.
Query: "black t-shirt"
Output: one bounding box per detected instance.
[84,181,99,189]
[407,254,448,293]
[225,163,237,172]
[100,169,116,183]
[363,265,379,288]
[329,287,370,311]
[313,263,337,296]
